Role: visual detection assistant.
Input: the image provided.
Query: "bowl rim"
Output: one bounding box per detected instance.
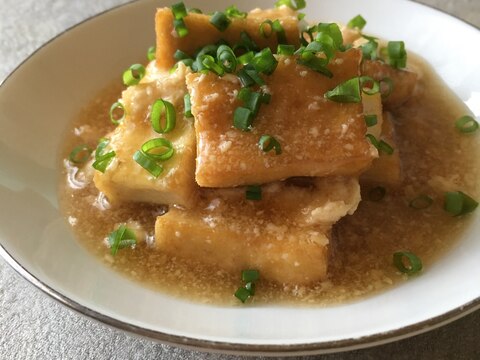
[0,0,479,355]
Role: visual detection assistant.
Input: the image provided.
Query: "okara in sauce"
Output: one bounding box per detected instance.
[59,53,479,306]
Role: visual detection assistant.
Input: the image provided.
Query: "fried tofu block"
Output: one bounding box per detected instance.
[93,64,197,207]
[361,112,402,185]
[155,177,361,284]
[187,49,377,188]
[155,7,300,70]
[362,60,418,109]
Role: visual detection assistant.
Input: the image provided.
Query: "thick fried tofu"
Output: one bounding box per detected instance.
[155,7,300,70]
[155,177,360,284]
[187,49,377,188]
[93,64,197,207]
[361,112,402,185]
[362,60,417,109]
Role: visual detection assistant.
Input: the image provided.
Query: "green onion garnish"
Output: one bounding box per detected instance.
[141,138,174,161]
[260,20,274,38]
[364,114,378,127]
[225,5,247,18]
[173,18,189,38]
[150,99,176,134]
[237,31,259,52]
[108,224,137,256]
[297,57,333,78]
[379,77,393,99]
[238,88,262,115]
[171,2,187,19]
[251,48,278,75]
[237,51,255,65]
[409,195,433,209]
[347,15,367,30]
[274,0,306,10]
[368,186,386,201]
[122,64,146,86]
[199,54,225,76]
[210,11,231,32]
[242,269,260,282]
[133,150,164,178]
[92,138,115,173]
[188,8,202,14]
[68,144,93,164]
[259,20,286,43]
[444,191,478,216]
[387,41,407,69]
[359,76,380,95]
[235,269,260,303]
[325,77,361,103]
[455,115,479,133]
[147,46,156,61]
[259,135,282,155]
[233,107,253,131]
[174,49,191,61]
[245,282,256,295]
[246,185,262,201]
[366,134,394,155]
[361,39,378,61]
[234,287,252,303]
[109,101,126,125]
[316,23,343,49]
[393,251,422,275]
[184,93,193,118]
[217,45,237,73]
[277,44,295,55]
[237,66,265,87]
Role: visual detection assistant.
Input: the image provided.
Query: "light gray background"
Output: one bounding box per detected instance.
[1,0,479,359]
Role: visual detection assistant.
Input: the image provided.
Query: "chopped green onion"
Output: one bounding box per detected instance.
[68,144,93,164]
[368,186,386,201]
[297,57,333,78]
[259,20,286,43]
[133,150,164,178]
[261,92,272,104]
[171,2,187,19]
[455,115,479,133]
[379,77,394,99]
[444,191,478,216]
[150,99,176,134]
[234,107,254,131]
[174,49,191,61]
[274,0,306,10]
[359,76,380,95]
[92,138,115,173]
[234,286,252,303]
[259,20,274,38]
[109,101,126,125]
[122,64,145,86]
[238,31,259,52]
[246,185,262,201]
[298,13,306,21]
[409,195,433,209]
[188,8,202,14]
[217,45,237,73]
[364,114,378,127]
[225,5,247,18]
[242,269,260,282]
[237,66,265,87]
[316,23,343,49]
[393,251,422,275]
[234,269,260,303]
[195,44,218,58]
[245,282,256,295]
[147,46,156,61]
[199,54,225,76]
[238,88,262,115]
[210,11,230,31]
[251,48,278,75]
[184,93,193,118]
[259,135,282,155]
[387,41,407,69]
[277,44,295,55]
[141,138,174,161]
[325,77,361,103]
[366,134,394,155]
[108,224,137,256]
[347,15,367,30]
[237,51,254,65]
[173,18,189,37]
[361,39,378,61]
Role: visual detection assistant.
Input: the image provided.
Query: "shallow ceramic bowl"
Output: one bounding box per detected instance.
[0,0,479,356]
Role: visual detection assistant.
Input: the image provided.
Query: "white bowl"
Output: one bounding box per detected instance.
[0,0,479,356]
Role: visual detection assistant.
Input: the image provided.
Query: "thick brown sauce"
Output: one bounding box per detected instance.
[59,55,480,305]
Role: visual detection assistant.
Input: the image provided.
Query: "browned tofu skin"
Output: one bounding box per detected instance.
[187,49,377,188]
[155,177,360,284]
[155,7,300,70]
[362,60,418,109]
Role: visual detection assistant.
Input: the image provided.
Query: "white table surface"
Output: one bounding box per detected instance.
[1,0,479,359]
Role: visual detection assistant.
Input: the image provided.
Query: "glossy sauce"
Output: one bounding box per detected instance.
[59,54,480,305]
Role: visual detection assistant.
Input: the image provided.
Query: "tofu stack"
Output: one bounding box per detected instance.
[93,5,417,285]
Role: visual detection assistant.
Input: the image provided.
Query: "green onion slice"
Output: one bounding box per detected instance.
[122,64,146,86]
[274,0,306,10]
[210,11,231,32]
[361,40,378,61]
[393,251,423,275]
[92,138,115,173]
[150,99,176,133]
[325,77,361,103]
[217,45,237,73]
[359,76,380,95]
[364,114,378,127]
[409,195,433,209]
[225,5,247,18]
[237,51,255,65]
[347,14,367,30]
[233,107,253,131]
[387,41,407,69]
[277,44,295,55]
[234,286,252,303]
[133,150,164,178]
[238,31,259,52]
[297,57,333,78]
[141,138,174,161]
[173,18,189,37]
[246,185,262,201]
[242,269,260,282]
[245,282,256,295]
[316,22,343,49]
[238,88,262,115]
[251,48,278,75]
[199,54,225,76]
[259,20,274,38]
[368,186,386,201]
[109,101,126,125]
[366,134,394,155]
[147,46,156,61]
[171,2,187,19]
[184,93,193,118]
[455,115,479,133]
[259,135,282,155]
[174,49,191,61]
[444,191,478,216]
[108,224,137,256]
[68,144,93,164]
[188,8,202,14]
